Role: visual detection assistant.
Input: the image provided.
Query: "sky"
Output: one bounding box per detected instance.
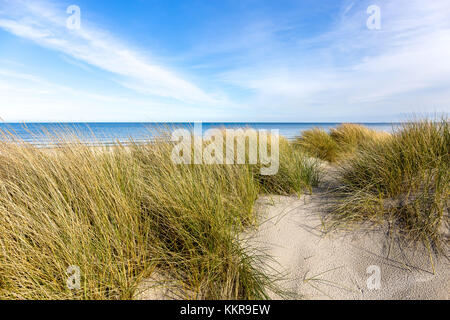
[0,0,449,122]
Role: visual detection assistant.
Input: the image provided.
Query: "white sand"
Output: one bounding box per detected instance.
[137,165,449,300]
[250,191,449,300]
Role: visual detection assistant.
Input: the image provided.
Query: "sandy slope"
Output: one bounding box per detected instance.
[250,190,449,300]
[136,165,449,300]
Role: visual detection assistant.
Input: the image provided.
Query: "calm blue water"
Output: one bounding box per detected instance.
[0,122,397,145]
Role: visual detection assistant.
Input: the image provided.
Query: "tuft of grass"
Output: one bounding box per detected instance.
[296,124,390,162]
[0,140,150,299]
[255,137,321,196]
[0,129,319,300]
[329,123,391,158]
[332,119,449,248]
[295,128,339,162]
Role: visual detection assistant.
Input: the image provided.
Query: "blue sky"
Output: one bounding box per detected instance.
[0,0,449,122]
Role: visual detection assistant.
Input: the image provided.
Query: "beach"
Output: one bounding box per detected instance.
[1,0,449,307]
[0,121,448,300]
[251,172,449,300]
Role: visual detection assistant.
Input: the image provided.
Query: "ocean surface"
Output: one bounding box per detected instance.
[0,122,397,146]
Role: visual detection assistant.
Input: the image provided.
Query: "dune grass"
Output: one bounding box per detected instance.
[0,130,319,300]
[254,137,321,196]
[295,128,339,162]
[295,124,390,162]
[1,120,445,299]
[329,123,391,158]
[331,119,449,249]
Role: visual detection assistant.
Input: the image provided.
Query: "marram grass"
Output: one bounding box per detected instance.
[0,130,319,300]
[332,119,449,250]
[295,127,339,162]
[295,119,448,250]
[295,123,390,162]
[0,120,446,299]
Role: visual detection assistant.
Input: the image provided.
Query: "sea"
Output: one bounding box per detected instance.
[0,122,397,146]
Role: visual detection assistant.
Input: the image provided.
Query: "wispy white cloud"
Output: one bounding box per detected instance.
[0,0,218,105]
[210,0,450,120]
[0,67,240,122]
[0,0,449,122]
[0,68,148,121]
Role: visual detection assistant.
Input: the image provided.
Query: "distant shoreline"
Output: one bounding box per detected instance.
[0,122,396,145]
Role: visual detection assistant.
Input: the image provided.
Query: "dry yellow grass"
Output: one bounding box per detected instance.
[332,119,449,249]
[296,124,391,162]
[330,123,391,157]
[295,128,339,162]
[0,130,319,300]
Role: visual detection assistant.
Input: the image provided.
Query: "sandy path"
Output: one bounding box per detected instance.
[250,189,449,300]
[136,165,448,300]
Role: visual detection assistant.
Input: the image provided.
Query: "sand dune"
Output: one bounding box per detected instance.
[251,190,449,300]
